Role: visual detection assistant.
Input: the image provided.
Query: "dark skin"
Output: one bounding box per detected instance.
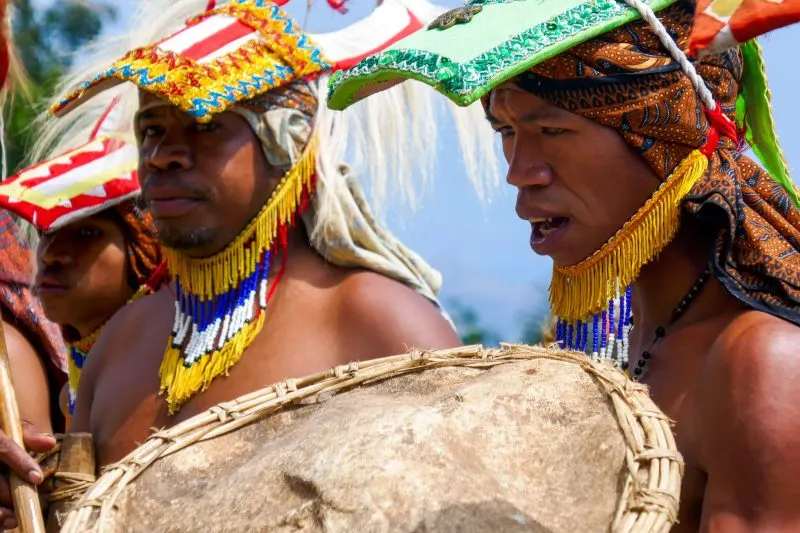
[35,213,135,339]
[35,213,135,423]
[489,82,800,533]
[3,321,52,434]
[0,91,461,528]
[0,212,138,530]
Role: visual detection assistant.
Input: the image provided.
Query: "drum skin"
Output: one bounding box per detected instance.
[60,347,682,533]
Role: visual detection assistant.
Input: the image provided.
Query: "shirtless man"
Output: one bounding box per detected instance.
[0,3,464,523]
[328,1,800,531]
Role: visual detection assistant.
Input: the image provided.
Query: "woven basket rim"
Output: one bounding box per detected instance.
[60,343,683,533]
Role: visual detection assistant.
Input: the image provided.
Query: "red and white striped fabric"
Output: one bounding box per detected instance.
[156,13,265,64]
[0,100,140,232]
[310,0,435,71]
[156,0,434,71]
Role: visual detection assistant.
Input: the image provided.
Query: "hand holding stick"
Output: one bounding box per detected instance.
[0,321,45,533]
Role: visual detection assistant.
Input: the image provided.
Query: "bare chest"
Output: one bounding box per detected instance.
[89,296,346,466]
[633,329,715,533]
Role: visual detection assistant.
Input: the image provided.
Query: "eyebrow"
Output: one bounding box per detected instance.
[484,91,566,126]
[133,101,169,125]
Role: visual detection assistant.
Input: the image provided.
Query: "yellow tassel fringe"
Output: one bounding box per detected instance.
[159,312,266,415]
[159,138,317,415]
[162,136,317,299]
[550,149,709,321]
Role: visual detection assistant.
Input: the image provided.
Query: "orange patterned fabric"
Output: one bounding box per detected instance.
[690,0,800,54]
[0,211,68,430]
[513,3,800,325]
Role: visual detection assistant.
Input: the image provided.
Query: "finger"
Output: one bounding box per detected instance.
[0,436,42,484]
[0,477,10,507]
[20,422,55,453]
[0,508,17,531]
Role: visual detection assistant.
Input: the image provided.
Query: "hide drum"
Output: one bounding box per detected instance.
[60,345,682,533]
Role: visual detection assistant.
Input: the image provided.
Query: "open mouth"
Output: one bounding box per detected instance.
[529,217,569,244]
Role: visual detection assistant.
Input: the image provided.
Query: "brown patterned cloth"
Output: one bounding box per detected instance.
[0,210,68,431]
[511,1,800,325]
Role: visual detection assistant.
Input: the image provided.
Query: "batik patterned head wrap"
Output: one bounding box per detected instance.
[521,2,800,325]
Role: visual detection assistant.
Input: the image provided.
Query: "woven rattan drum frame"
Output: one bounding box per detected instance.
[60,345,683,533]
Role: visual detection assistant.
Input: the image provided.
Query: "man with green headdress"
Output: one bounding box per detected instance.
[329,0,800,530]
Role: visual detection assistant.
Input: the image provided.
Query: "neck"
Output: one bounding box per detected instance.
[270,222,313,276]
[631,222,708,334]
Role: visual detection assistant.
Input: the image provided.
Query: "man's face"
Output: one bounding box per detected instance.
[34,212,134,334]
[135,92,280,258]
[487,82,660,267]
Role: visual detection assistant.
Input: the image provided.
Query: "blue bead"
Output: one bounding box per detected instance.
[600,310,608,349]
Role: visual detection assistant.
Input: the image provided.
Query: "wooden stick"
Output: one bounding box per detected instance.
[46,433,95,533]
[0,320,45,533]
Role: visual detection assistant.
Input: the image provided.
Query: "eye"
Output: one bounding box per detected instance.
[76,227,101,240]
[493,126,515,138]
[542,127,566,136]
[194,121,220,133]
[140,125,164,138]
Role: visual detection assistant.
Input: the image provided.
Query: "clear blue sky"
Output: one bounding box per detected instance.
[51,0,800,340]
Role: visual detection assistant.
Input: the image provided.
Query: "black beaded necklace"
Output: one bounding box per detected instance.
[625,268,711,380]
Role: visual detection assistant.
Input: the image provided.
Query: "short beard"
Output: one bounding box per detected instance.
[154,221,218,252]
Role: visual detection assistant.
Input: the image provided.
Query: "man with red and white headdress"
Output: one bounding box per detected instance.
[0,0,497,524]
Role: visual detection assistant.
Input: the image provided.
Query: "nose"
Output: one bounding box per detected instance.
[505,135,554,189]
[37,233,73,268]
[142,129,193,173]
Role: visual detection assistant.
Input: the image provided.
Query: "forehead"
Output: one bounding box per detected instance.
[137,91,180,117]
[40,208,123,237]
[485,81,570,121]
[135,90,251,129]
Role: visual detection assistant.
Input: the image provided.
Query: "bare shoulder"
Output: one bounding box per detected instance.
[3,320,52,431]
[91,288,172,365]
[696,310,800,530]
[704,310,800,392]
[332,270,461,355]
[74,288,172,406]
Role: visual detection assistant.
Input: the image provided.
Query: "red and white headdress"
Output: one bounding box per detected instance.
[0,99,139,233]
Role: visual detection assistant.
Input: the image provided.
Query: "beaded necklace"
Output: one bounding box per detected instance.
[624,268,711,380]
[555,269,712,381]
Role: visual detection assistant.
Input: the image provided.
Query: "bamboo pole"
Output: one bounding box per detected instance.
[45,433,95,533]
[0,320,45,533]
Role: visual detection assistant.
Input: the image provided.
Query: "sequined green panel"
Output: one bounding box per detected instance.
[328,0,676,110]
[467,0,522,6]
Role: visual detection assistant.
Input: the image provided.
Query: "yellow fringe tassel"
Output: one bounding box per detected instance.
[158,137,317,415]
[550,149,709,321]
[159,311,266,414]
[162,136,318,299]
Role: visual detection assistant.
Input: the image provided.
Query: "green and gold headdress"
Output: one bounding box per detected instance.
[327,0,798,372]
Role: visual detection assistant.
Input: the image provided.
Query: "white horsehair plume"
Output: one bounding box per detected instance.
[32,0,500,226]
